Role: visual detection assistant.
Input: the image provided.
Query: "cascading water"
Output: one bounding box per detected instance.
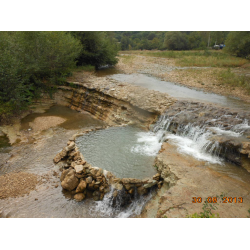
[132,110,250,165]
[90,186,154,218]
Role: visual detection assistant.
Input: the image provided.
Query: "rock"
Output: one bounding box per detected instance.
[90,169,96,176]
[124,184,132,190]
[96,169,103,176]
[153,173,161,180]
[128,188,134,195]
[87,183,95,191]
[93,196,99,201]
[54,149,67,163]
[113,183,123,191]
[104,187,110,193]
[86,176,92,184]
[113,190,118,198]
[113,178,121,183]
[93,190,100,197]
[76,179,87,193]
[74,193,85,201]
[100,193,104,200]
[60,169,71,182]
[55,184,58,188]
[99,185,105,192]
[240,142,250,157]
[137,186,148,195]
[61,169,79,191]
[121,178,141,184]
[143,180,157,189]
[65,142,75,152]
[74,165,84,174]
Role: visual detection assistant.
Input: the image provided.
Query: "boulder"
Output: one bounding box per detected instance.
[74,193,85,202]
[96,169,103,176]
[66,142,75,152]
[61,169,79,191]
[93,190,101,201]
[60,169,71,182]
[137,186,148,195]
[54,149,67,163]
[74,165,84,174]
[153,173,161,180]
[144,180,157,189]
[240,142,250,157]
[113,183,123,191]
[86,176,92,184]
[87,183,95,191]
[76,179,87,193]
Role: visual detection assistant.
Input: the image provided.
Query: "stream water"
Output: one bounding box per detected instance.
[76,126,157,179]
[109,73,250,111]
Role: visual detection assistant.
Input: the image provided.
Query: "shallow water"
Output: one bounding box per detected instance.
[95,67,124,77]
[110,73,250,111]
[76,126,157,179]
[20,105,104,131]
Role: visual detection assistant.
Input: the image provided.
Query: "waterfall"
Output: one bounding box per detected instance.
[132,111,249,165]
[90,186,154,218]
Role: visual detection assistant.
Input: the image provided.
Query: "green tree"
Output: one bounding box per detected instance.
[71,31,118,68]
[0,31,81,119]
[188,32,202,49]
[224,31,250,58]
[121,35,130,50]
[163,31,189,50]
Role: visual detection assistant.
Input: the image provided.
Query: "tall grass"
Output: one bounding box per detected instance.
[218,69,250,94]
[120,50,249,68]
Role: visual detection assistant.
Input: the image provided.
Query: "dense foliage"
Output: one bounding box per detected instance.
[115,31,229,51]
[0,31,82,120]
[224,31,250,58]
[0,31,119,121]
[71,31,119,69]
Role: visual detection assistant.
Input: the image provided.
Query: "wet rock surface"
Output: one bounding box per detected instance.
[155,100,250,168]
[140,142,250,218]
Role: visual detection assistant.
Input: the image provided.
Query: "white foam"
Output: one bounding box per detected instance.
[131,131,162,156]
[209,127,242,137]
[166,134,223,164]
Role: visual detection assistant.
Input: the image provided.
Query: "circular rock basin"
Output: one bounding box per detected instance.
[76,126,157,179]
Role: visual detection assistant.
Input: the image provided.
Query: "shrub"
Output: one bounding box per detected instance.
[0,31,82,120]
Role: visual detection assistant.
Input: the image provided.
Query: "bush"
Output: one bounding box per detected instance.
[71,31,119,69]
[224,31,250,58]
[0,31,82,120]
[163,31,189,50]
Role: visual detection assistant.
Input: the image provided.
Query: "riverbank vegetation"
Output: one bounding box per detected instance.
[1,31,249,122]
[0,31,118,123]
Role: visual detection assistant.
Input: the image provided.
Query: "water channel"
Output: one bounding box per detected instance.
[108,73,250,111]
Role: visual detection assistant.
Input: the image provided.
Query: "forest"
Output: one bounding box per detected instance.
[0,31,249,121]
[116,31,230,50]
